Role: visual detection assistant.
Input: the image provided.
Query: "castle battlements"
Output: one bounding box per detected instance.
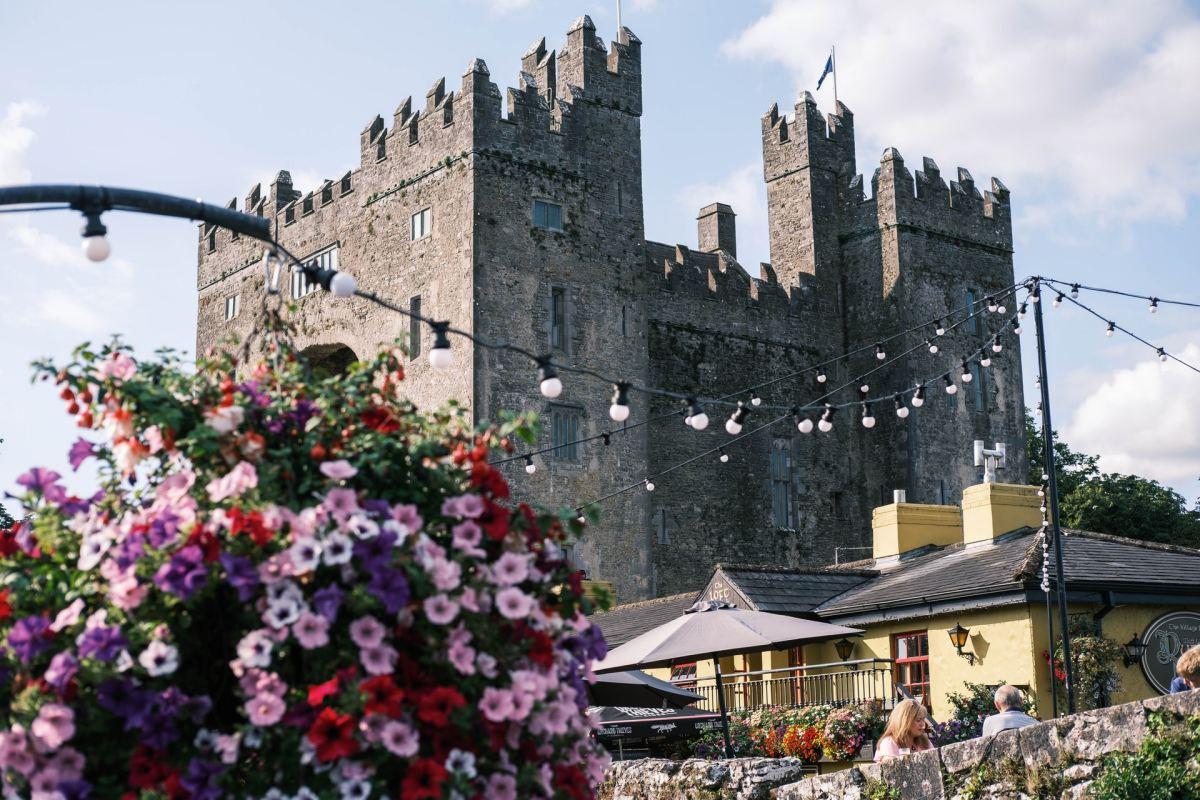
[645,240,805,320]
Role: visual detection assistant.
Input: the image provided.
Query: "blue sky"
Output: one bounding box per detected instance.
[2,0,1198,516]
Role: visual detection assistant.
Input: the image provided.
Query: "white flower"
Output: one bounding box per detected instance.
[194,729,218,751]
[347,514,380,540]
[445,748,477,779]
[267,580,304,605]
[138,639,180,676]
[243,727,263,748]
[77,532,115,571]
[204,405,245,434]
[294,788,319,800]
[322,532,354,566]
[339,780,370,800]
[288,537,322,574]
[116,650,134,672]
[265,599,301,629]
[237,630,274,668]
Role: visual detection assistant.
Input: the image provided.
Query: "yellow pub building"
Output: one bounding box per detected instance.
[591,481,1200,722]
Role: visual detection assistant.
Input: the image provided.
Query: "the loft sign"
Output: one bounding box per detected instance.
[1141,611,1200,694]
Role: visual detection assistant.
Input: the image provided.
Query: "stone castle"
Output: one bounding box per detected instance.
[196,15,1027,603]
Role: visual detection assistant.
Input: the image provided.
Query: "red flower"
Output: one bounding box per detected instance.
[185,527,221,563]
[401,758,449,800]
[0,523,20,558]
[128,746,170,790]
[361,675,405,718]
[306,707,360,763]
[554,764,590,800]
[470,461,510,499]
[307,676,340,707]
[0,588,11,621]
[480,500,510,542]
[227,508,273,547]
[417,686,466,728]
[360,406,400,433]
[528,630,555,670]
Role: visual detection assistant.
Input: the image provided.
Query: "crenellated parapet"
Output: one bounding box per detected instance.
[762,92,856,184]
[645,241,807,320]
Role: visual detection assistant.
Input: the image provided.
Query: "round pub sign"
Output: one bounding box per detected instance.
[1141,611,1200,694]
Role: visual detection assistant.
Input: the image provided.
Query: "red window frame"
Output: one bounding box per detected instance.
[670,661,698,689]
[891,630,931,707]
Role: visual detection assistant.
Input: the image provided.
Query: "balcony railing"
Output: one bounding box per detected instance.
[671,658,895,713]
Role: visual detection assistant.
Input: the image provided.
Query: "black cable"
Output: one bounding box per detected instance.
[1040,276,1200,310]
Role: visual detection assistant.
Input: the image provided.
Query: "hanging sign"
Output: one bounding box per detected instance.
[1141,611,1200,694]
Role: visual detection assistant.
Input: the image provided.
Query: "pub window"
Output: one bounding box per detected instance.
[292,244,339,300]
[966,288,979,334]
[549,406,580,462]
[533,199,563,231]
[970,362,985,411]
[550,286,568,351]
[670,661,698,689]
[409,296,422,359]
[224,294,240,321]
[892,631,931,707]
[411,207,432,241]
[770,437,794,529]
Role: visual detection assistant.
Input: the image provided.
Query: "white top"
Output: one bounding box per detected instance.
[981,709,1038,737]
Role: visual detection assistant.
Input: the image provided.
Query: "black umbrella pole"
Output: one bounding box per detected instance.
[712,654,733,758]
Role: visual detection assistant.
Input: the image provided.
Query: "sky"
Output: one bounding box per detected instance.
[1,0,1198,518]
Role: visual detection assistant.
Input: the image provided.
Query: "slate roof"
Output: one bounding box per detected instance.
[589,591,699,648]
[709,564,875,615]
[814,528,1200,619]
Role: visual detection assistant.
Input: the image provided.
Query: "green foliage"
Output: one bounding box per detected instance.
[933,680,1039,744]
[1088,711,1200,799]
[864,778,901,800]
[1025,410,1200,548]
[1049,616,1122,711]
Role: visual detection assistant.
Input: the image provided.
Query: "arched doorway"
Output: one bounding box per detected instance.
[301,343,358,379]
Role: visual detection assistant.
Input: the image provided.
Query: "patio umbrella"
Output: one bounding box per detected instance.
[588,670,704,708]
[587,704,723,743]
[593,599,863,757]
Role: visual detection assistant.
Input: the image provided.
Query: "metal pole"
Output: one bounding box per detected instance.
[831,45,839,110]
[1032,282,1077,714]
[712,654,733,758]
[1044,584,1059,718]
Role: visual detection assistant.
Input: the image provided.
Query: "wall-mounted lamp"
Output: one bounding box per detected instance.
[947,623,977,665]
[834,637,856,668]
[1122,633,1148,668]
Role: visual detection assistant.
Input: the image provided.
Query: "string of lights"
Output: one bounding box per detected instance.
[569,292,1031,516]
[1038,276,1200,311]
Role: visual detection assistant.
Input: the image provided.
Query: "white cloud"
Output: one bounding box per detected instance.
[722,0,1200,226]
[480,0,534,12]
[0,101,45,184]
[1063,341,1200,496]
[675,162,769,270]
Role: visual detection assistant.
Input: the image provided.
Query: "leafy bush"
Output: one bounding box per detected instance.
[0,331,609,799]
[931,680,1040,745]
[1088,711,1200,799]
[688,703,885,762]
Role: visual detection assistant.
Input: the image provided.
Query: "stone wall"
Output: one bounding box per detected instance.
[597,691,1200,800]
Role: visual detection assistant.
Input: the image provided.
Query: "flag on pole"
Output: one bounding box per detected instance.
[816,51,834,90]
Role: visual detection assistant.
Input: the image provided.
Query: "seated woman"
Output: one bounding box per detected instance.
[874,698,934,761]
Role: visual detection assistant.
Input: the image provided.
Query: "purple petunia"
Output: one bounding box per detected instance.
[77,624,128,662]
[68,439,96,471]
[8,615,52,663]
[16,467,68,504]
[367,566,410,614]
[45,652,79,690]
[353,529,397,569]
[219,552,260,602]
[180,758,226,800]
[154,545,208,599]
[96,679,155,731]
[57,780,92,800]
[148,509,183,548]
[312,584,344,623]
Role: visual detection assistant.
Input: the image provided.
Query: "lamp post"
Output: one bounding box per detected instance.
[1122,634,1148,668]
[946,623,976,665]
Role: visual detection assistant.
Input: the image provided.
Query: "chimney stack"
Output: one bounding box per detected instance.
[697,203,737,258]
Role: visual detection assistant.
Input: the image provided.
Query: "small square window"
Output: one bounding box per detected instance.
[411,208,432,241]
[533,199,563,231]
[224,294,239,321]
[293,245,339,299]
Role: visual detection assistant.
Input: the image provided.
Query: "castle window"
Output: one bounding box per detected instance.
[615,181,623,214]
[549,406,581,462]
[302,194,314,216]
[533,199,563,231]
[292,244,339,300]
[411,208,432,241]
[224,294,240,321]
[284,204,295,225]
[550,286,568,351]
[937,480,947,505]
[376,136,387,161]
[970,362,985,411]
[340,173,353,195]
[966,288,979,334]
[408,116,419,146]
[621,304,627,337]
[832,491,847,520]
[770,437,795,530]
[656,509,670,545]
[206,228,216,253]
[321,183,333,205]
[408,295,421,359]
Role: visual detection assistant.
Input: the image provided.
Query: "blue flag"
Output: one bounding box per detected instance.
[817,54,834,90]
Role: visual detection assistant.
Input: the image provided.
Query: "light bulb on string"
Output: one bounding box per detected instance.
[1030,287,1041,304]
[609,382,631,422]
[861,403,876,428]
[797,415,814,434]
[911,385,926,408]
[987,296,999,313]
[537,360,563,399]
[749,391,762,407]
[524,457,536,475]
[1157,347,1168,363]
[1105,321,1115,337]
[894,394,910,419]
[718,448,730,463]
[1018,303,1028,320]
[644,479,655,492]
[943,374,958,395]
[818,405,835,433]
[1053,293,1063,308]
[875,343,886,360]
[1070,284,1080,299]
[816,369,828,384]
[687,399,709,430]
[859,383,870,395]
[1012,318,1023,335]
[725,401,749,435]
[935,319,946,337]
[428,322,454,369]
[997,302,1007,314]
[980,354,992,368]
[1150,298,1159,314]
[991,336,1003,353]
[926,339,939,354]
[81,212,110,262]
[576,509,586,524]
[961,361,973,383]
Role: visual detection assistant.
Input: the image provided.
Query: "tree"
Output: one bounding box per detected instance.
[1060,473,1200,548]
[1025,410,1099,497]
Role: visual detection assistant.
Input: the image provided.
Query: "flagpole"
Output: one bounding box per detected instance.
[617,0,622,34]
[831,45,838,109]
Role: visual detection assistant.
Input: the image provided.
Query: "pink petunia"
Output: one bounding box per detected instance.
[455,494,485,519]
[391,504,423,535]
[423,594,459,626]
[203,405,245,434]
[430,558,462,592]
[206,461,258,503]
[318,460,358,480]
[348,616,385,649]
[30,704,75,750]
[486,773,518,800]
[495,587,534,620]
[380,720,419,757]
[451,521,484,555]
[292,612,330,649]
[360,644,398,676]
[96,352,137,382]
[490,552,529,587]
[323,488,360,517]
[49,599,85,633]
[448,642,476,676]
[244,693,286,726]
[478,687,514,723]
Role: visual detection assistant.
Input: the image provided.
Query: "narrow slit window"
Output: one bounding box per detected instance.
[224,294,239,321]
[411,208,432,241]
[550,287,567,351]
[409,296,421,359]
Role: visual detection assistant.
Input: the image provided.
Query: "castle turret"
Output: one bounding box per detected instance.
[697,203,736,257]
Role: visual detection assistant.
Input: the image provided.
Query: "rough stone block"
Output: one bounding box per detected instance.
[1143,687,1200,717]
[876,748,944,799]
[1016,720,1061,770]
[940,733,992,775]
[1057,701,1147,761]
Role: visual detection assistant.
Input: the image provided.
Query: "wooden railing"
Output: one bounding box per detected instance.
[672,658,895,713]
